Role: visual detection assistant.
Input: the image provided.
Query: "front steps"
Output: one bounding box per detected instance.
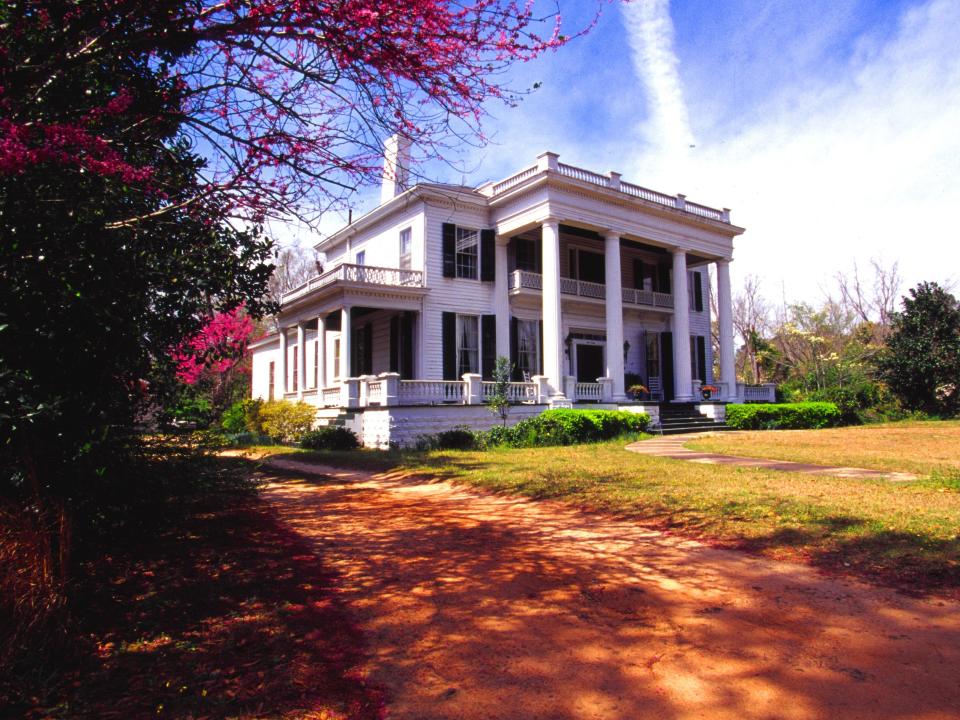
[315,408,356,428]
[657,403,731,435]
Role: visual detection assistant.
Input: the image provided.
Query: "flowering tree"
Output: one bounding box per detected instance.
[172,306,255,385]
[1,1,590,225]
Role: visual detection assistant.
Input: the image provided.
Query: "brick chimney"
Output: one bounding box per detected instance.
[380,134,411,204]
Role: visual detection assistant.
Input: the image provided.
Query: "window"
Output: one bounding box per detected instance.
[399,227,412,270]
[690,335,707,382]
[355,250,366,265]
[292,346,298,391]
[268,361,275,401]
[313,340,319,388]
[568,247,604,284]
[456,314,479,376]
[455,227,478,279]
[516,319,539,378]
[333,338,341,379]
[645,333,660,379]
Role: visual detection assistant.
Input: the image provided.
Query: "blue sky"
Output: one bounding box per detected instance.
[308,0,960,306]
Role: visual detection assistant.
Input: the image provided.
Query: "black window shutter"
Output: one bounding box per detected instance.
[364,323,373,374]
[696,335,707,382]
[442,312,456,380]
[389,316,400,372]
[442,223,456,278]
[481,314,496,379]
[509,316,520,380]
[401,313,414,379]
[633,259,645,290]
[480,229,496,282]
[658,263,671,294]
[694,271,703,312]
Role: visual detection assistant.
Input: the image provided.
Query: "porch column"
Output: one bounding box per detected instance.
[296,323,305,399]
[278,326,288,395]
[316,315,327,388]
[603,230,626,401]
[340,306,351,382]
[494,237,510,361]
[541,218,565,398]
[671,249,694,401]
[716,259,737,400]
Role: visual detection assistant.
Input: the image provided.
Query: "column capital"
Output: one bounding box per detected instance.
[672,247,688,258]
[601,228,625,240]
[539,216,561,227]
[716,256,733,267]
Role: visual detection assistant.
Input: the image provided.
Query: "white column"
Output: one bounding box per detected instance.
[671,249,694,401]
[541,219,565,398]
[316,315,327,388]
[340,306,351,381]
[494,238,510,361]
[604,230,626,401]
[716,259,737,399]
[278,326,288,395]
[296,323,305,399]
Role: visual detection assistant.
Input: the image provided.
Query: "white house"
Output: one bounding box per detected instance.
[249,139,773,446]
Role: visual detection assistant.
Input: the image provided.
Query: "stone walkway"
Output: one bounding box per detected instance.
[625,434,918,481]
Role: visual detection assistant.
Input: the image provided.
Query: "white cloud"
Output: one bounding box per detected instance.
[625,0,960,301]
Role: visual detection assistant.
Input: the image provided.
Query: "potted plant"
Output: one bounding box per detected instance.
[627,384,649,401]
[700,384,719,400]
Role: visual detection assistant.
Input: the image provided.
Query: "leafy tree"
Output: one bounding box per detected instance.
[487,356,513,426]
[879,282,960,416]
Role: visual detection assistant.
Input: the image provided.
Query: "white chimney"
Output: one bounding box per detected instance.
[380,134,411,204]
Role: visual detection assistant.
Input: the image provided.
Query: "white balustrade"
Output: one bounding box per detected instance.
[366,380,384,405]
[557,162,611,186]
[575,382,603,401]
[480,381,537,403]
[321,386,342,406]
[489,165,538,194]
[738,383,777,403]
[282,263,424,303]
[515,271,673,310]
[397,380,465,405]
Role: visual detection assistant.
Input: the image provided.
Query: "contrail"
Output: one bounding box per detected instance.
[621,0,696,158]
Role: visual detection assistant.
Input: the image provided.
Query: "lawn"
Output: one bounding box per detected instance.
[251,426,960,595]
[685,419,960,475]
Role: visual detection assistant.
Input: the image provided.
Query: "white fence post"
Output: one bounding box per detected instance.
[598,377,614,402]
[463,373,483,404]
[531,375,550,403]
[341,378,359,409]
[380,372,400,406]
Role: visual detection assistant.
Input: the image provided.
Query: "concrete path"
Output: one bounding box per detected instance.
[626,434,919,481]
[259,456,959,720]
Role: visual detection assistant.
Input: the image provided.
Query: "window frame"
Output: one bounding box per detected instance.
[516,318,540,378]
[455,226,479,280]
[455,313,480,376]
[399,227,412,270]
[355,249,366,266]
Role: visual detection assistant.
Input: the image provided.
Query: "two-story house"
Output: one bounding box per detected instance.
[249,137,766,447]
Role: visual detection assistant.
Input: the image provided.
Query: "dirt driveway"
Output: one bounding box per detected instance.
[261,457,960,720]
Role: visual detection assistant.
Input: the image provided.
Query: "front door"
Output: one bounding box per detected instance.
[661,332,674,401]
[575,344,605,383]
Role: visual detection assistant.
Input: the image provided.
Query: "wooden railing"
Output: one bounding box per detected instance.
[282,263,424,303]
[512,270,673,310]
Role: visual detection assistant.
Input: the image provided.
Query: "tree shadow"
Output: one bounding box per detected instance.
[264,468,960,720]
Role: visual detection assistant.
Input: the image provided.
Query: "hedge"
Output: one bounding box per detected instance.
[484,409,650,448]
[300,426,359,451]
[257,400,317,442]
[725,402,842,430]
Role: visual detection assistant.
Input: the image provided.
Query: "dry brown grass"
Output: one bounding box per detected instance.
[686,420,960,475]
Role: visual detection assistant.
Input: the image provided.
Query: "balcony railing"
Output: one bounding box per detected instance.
[282,262,424,304]
[509,270,674,310]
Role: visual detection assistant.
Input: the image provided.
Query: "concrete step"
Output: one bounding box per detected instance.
[660,424,731,435]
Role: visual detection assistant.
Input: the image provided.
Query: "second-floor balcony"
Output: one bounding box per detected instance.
[282,262,425,304]
[508,269,674,310]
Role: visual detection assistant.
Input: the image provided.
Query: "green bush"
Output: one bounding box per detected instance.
[257,400,317,442]
[224,431,272,447]
[300,426,359,451]
[435,427,477,450]
[485,409,649,448]
[220,398,266,434]
[725,402,842,430]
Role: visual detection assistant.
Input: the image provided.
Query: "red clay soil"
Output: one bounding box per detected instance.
[262,457,960,720]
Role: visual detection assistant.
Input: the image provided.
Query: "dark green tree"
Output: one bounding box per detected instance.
[878,282,960,416]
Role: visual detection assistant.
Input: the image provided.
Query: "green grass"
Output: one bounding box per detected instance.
[245,430,960,595]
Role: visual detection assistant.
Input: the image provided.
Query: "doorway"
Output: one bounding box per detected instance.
[575,344,605,383]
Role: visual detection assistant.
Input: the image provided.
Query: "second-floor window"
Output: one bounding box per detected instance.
[355,250,366,266]
[456,227,478,279]
[399,227,412,270]
[456,314,479,376]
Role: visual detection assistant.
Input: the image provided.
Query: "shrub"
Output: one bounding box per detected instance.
[257,400,317,442]
[223,431,272,447]
[220,400,248,434]
[300,426,360,451]
[435,427,478,450]
[486,409,649,447]
[725,402,842,430]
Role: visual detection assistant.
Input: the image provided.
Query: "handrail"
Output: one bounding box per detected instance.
[511,270,673,310]
[282,263,424,303]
